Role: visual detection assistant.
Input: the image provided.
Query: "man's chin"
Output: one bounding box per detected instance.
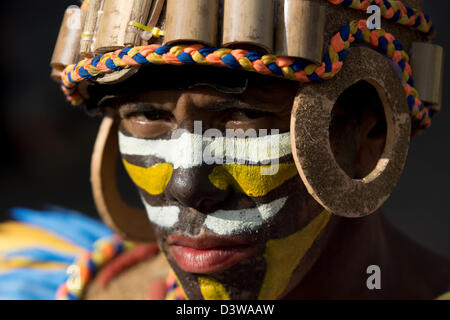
[166,251,268,300]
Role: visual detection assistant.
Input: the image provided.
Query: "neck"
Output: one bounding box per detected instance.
[285,210,450,299]
[285,211,396,299]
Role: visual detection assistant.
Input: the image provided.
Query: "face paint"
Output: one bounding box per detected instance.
[169,209,332,300]
[119,129,294,236]
[198,276,231,300]
[203,197,288,236]
[119,131,292,167]
[141,201,180,229]
[141,195,288,236]
[119,128,330,300]
[123,160,173,195]
[258,210,332,300]
[209,163,298,197]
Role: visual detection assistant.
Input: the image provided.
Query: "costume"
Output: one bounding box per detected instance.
[0,0,448,300]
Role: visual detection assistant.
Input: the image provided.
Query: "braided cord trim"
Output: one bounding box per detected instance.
[328,0,434,38]
[61,19,432,134]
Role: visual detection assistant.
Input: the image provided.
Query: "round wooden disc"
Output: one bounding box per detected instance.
[291,47,411,218]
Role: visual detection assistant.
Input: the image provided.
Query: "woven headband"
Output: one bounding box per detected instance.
[58,0,436,136]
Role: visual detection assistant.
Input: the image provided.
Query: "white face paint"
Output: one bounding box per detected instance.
[119,131,292,168]
[204,197,288,236]
[141,200,180,229]
[120,130,293,236]
[141,197,288,236]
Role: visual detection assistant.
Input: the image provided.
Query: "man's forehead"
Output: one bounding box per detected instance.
[89,65,298,110]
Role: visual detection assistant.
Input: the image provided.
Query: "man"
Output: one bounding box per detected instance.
[1,0,449,300]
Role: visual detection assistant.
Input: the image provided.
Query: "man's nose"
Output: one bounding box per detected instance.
[165,166,231,213]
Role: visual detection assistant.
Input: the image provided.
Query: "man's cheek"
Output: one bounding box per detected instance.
[123,159,173,196]
[258,210,332,299]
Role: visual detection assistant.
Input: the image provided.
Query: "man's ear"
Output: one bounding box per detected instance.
[355,98,388,179]
[330,81,387,179]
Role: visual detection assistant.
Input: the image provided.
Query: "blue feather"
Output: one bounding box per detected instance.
[0,270,67,300]
[4,248,76,264]
[10,207,113,249]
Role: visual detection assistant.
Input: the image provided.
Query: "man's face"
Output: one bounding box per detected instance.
[115,78,333,300]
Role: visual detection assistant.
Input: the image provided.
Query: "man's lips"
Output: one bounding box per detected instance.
[168,235,259,274]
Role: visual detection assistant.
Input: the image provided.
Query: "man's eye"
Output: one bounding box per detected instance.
[128,110,172,123]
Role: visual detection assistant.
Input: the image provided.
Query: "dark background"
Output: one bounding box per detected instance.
[0,1,448,259]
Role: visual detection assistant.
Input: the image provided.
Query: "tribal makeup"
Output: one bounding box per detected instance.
[116,86,332,300]
[120,129,294,235]
[119,128,331,300]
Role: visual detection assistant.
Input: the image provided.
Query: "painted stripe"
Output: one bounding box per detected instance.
[209,163,298,197]
[141,200,180,229]
[198,276,230,300]
[140,197,288,236]
[123,160,173,195]
[258,210,332,300]
[203,197,288,236]
[119,131,292,169]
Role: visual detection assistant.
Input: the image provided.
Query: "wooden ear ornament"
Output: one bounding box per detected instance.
[291,47,411,218]
[91,110,155,242]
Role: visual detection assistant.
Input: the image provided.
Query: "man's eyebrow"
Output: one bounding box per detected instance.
[205,99,256,111]
[118,102,160,117]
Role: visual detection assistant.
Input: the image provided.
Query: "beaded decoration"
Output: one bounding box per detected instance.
[56,235,135,300]
[164,271,187,300]
[61,19,432,135]
[55,235,175,300]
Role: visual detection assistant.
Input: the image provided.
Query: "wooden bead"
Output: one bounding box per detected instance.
[164,0,219,46]
[51,6,84,72]
[125,0,153,47]
[94,0,135,54]
[80,0,102,57]
[410,42,444,113]
[222,0,275,53]
[275,0,325,64]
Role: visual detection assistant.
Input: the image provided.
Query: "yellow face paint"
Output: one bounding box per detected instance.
[198,276,231,300]
[208,163,298,197]
[122,160,174,196]
[258,210,332,300]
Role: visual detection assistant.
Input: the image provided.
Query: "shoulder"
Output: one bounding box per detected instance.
[382,216,450,299]
[83,250,170,300]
